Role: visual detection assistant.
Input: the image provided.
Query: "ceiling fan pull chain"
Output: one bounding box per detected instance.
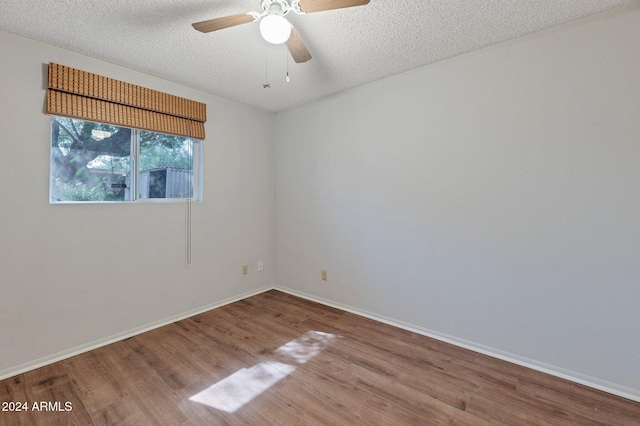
[286,47,291,82]
[263,49,271,88]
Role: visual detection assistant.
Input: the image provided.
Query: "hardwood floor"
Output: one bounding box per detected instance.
[1,290,639,425]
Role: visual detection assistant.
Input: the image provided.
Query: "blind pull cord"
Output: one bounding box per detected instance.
[185,198,192,270]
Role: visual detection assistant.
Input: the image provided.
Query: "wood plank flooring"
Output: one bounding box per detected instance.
[1,290,639,425]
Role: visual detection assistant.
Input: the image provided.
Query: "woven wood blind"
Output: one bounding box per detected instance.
[46,63,206,139]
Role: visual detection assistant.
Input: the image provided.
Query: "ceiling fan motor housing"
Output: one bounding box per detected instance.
[262,0,290,16]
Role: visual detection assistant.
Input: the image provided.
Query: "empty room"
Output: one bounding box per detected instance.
[1,0,639,424]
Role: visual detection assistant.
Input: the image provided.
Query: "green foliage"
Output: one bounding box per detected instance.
[52,178,125,202]
[140,136,193,171]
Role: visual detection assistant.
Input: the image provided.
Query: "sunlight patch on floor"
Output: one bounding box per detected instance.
[189,330,338,413]
[189,362,295,413]
[277,330,336,364]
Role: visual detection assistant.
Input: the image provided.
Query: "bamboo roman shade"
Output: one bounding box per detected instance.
[46,62,206,139]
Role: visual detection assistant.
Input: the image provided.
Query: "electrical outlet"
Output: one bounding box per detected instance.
[321,269,327,281]
[258,261,264,271]
[242,265,248,275]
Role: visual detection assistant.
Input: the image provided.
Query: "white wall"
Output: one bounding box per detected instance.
[0,30,274,377]
[2,4,640,401]
[275,5,640,398]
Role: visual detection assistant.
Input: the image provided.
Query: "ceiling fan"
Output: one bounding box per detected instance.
[192,0,370,63]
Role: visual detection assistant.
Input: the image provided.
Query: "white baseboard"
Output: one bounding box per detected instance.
[272,285,640,403]
[0,286,271,381]
[3,284,638,404]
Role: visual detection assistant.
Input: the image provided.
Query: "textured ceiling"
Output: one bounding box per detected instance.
[0,0,637,112]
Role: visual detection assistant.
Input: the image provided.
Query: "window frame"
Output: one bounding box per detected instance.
[49,116,203,204]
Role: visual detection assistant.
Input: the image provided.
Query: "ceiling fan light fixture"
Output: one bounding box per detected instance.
[259,14,291,44]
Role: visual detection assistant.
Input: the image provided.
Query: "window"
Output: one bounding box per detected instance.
[50,117,202,203]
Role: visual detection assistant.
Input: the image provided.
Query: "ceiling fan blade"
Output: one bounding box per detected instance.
[298,0,369,13]
[192,14,254,33]
[286,26,312,63]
